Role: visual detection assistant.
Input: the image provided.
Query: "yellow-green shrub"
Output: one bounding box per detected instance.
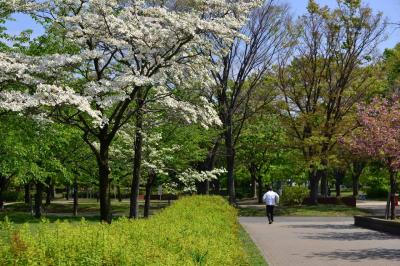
[0,196,249,265]
[281,186,309,206]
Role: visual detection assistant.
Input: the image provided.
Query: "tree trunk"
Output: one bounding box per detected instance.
[65,185,70,200]
[0,190,3,210]
[212,179,220,194]
[334,168,346,197]
[320,171,328,198]
[196,178,208,195]
[98,140,111,223]
[225,114,236,204]
[51,183,55,200]
[73,177,78,216]
[389,169,397,220]
[34,182,44,218]
[352,160,365,197]
[352,176,359,197]
[309,169,321,205]
[45,178,52,205]
[130,92,144,219]
[257,177,264,204]
[117,185,122,202]
[0,176,6,210]
[251,175,257,199]
[197,138,220,194]
[144,170,156,218]
[24,182,31,204]
[249,164,263,203]
[335,179,341,197]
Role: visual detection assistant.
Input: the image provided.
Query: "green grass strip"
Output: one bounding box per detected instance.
[238,225,268,266]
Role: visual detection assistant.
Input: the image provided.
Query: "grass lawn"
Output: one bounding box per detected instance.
[239,225,268,266]
[0,198,169,224]
[238,204,369,217]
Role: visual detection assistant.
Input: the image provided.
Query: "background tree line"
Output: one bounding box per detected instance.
[0,0,399,221]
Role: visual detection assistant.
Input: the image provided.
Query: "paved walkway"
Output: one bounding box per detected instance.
[357,200,387,216]
[240,216,400,266]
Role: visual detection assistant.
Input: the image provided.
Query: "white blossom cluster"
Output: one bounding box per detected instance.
[0,0,260,128]
[177,168,227,193]
[156,86,222,128]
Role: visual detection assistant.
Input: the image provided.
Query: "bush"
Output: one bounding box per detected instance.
[281,186,309,206]
[366,186,388,199]
[1,191,24,202]
[0,196,250,265]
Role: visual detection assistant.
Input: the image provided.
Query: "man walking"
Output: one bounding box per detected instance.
[262,186,279,224]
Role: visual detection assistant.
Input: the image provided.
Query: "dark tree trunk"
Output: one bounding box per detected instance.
[196,178,208,195]
[199,180,210,195]
[320,170,328,198]
[335,179,341,197]
[212,179,220,194]
[73,177,78,216]
[319,145,329,198]
[249,164,262,203]
[0,190,3,210]
[98,139,112,223]
[197,139,220,194]
[24,182,31,204]
[45,178,52,205]
[389,170,397,220]
[0,176,7,210]
[352,160,365,197]
[144,170,156,218]
[65,185,70,200]
[51,182,55,200]
[130,92,144,219]
[225,114,236,204]
[34,182,44,218]
[251,175,257,199]
[352,176,359,197]
[117,185,122,202]
[334,168,346,197]
[309,169,321,205]
[257,177,264,204]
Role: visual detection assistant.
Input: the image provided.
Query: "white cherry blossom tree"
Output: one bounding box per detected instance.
[0,0,259,222]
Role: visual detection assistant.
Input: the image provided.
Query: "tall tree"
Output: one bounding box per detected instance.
[210,1,290,203]
[276,0,385,203]
[2,0,256,222]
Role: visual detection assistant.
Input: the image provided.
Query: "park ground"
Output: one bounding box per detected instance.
[1,198,398,266]
[239,200,400,266]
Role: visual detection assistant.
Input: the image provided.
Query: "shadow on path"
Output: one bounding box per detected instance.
[307,248,400,261]
[300,231,400,241]
[287,224,354,230]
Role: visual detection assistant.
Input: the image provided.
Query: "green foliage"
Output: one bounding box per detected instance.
[361,164,389,199]
[281,186,309,206]
[0,196,251,265]
[383,43,400,93]
[366,186,388,199]
[0,191,23,202]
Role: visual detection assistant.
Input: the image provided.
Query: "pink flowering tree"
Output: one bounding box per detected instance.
[342,96,400,219]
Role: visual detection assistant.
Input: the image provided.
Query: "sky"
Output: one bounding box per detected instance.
[4,0,400,52]
[287,0,400,51]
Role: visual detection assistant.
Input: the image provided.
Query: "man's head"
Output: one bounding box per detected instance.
[268,185,272,191]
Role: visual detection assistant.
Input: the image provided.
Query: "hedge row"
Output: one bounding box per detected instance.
[0,196,249,265]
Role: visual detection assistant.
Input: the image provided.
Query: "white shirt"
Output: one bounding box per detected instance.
[263,191,279,206]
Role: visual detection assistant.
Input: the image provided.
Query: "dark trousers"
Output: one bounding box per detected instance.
[266,205,274,222]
